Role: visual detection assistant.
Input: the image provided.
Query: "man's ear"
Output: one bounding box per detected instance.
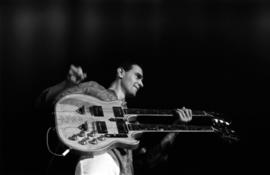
[117,67,125,78]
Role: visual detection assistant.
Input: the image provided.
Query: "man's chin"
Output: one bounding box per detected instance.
[127,91,137,97]
[133,90,138,96]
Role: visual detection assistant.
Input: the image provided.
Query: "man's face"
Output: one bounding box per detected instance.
[121,64,144,97]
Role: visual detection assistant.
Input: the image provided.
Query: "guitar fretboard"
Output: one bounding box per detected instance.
[124,108,209,116]
[128,123,213,132]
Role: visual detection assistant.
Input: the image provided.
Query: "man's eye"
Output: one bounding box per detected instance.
[136,74,142,79]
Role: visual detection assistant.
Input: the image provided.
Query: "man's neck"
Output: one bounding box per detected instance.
[108,79,125,100]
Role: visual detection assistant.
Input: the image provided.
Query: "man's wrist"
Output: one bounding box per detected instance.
[65,78,79,87]
[161,133,177,148]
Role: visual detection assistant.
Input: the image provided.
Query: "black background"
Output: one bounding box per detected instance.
[0,0,269,174]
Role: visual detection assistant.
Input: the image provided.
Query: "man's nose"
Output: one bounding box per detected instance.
[139,80,144,88]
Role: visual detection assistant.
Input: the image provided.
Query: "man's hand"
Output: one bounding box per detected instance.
[67,64,87,84]
[160,107,192,148]
[176,107,192,122]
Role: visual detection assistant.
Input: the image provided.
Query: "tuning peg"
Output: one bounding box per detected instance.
[213,118,231,126]
[213,118,223,124]
[225,121,231,126]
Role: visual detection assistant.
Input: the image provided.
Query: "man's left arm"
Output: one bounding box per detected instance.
[133,107,192,169]
[160,107,192,147]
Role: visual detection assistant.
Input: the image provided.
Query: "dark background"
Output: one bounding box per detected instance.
[1,0,269,174]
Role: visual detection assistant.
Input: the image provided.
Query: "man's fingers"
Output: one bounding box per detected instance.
[176,109,188,122]
[68,65,86,83]
[70,65,85,77]
[176,108,192,122]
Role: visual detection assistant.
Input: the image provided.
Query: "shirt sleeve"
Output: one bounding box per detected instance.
[35,80,77,111]
[53,81,113,103]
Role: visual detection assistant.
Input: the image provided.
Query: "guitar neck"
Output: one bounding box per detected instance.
[125,108,211,117]
[128,123,214,133]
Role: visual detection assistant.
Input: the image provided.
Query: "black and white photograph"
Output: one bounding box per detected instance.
[0,0,269,175]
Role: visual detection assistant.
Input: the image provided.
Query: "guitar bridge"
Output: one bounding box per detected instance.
[105,133,128,138]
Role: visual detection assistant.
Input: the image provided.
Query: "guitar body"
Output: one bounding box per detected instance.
[55,93,140,155]
[55,93,237,155]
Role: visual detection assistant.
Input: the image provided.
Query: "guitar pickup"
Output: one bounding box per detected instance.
[89,106,104,117]
[95,121,108,133]
[113,107,124,117]
[116,120,128,134]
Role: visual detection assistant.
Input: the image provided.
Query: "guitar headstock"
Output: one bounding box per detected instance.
[185,110,239,143]
[211,117,239,143]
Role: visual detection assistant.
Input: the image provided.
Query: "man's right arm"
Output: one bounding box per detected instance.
[36,65,87,110]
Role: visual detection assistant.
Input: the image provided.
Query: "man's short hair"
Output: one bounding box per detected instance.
[118,60,140,71]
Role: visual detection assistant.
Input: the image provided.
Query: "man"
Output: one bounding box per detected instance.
[37,61,192,175]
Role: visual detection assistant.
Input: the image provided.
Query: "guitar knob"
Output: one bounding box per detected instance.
[78,121,89,131]
[97,135,106,141]
[88,131,96,137]
[79,139,88,145]
[78,131,86,137]
[89,138,98,145]
[68,134,78,141]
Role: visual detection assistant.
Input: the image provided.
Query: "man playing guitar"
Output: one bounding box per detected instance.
[37,61,192,175]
